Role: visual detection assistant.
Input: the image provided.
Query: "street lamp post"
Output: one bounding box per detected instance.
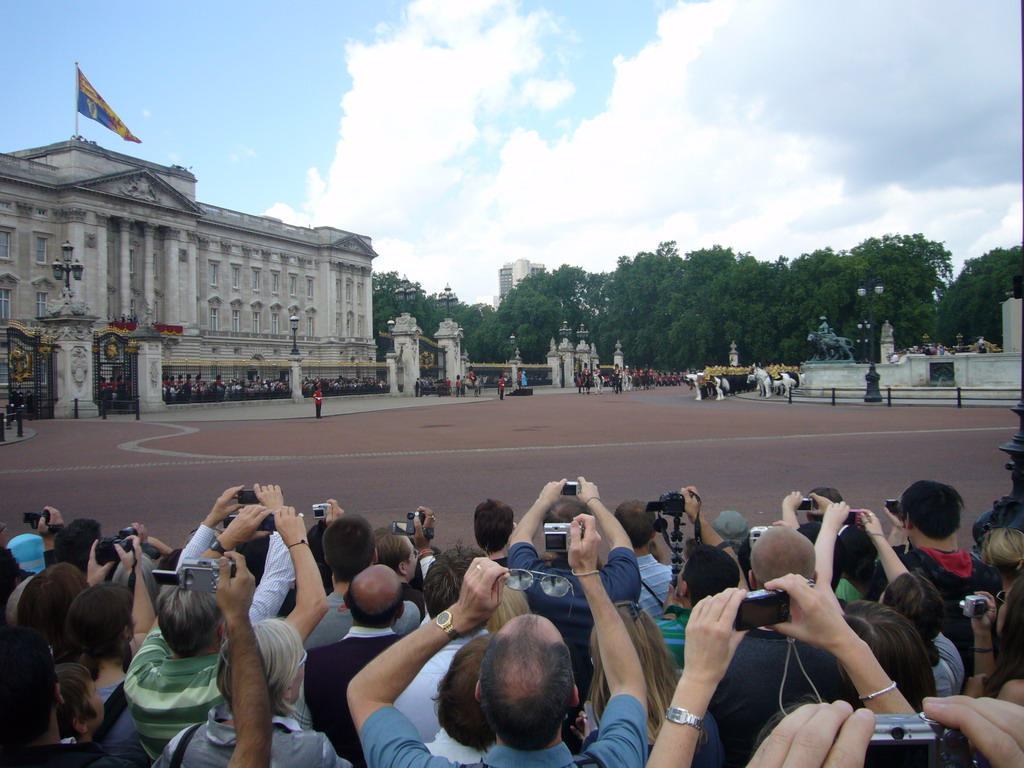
[52,240,84,302]
[857,275,884,403]
[856,319,871,364]
[438,283,458,314]
[394,275,417,304]
[386,318,396,353]
[289,314,300,356]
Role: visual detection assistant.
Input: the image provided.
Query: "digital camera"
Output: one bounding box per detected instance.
[544,522,571,553]
[311,503,329,519]
[748,526,770,544]
[153,557,235,592]
[959,594,987,618]
[23,509,62,534]
[734,589,790,631]
[95,536,133,566]
[867,713,971,767]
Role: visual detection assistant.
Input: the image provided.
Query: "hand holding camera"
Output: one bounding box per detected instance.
[412,507,436,550]
[568,513,600,575]
[253,483,285,509]
[759,573,846,646]
[205,485,245,528]
[684,588,749,686]
[538,479,568,508]
[680,485,702,523]
[25,507,64,537]
[221,505,274,549]
[273,506,306,549]
[215,552,254,618]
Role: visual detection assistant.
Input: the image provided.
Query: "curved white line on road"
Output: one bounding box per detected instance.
[0,426,1008,475]
[117,423,216,457]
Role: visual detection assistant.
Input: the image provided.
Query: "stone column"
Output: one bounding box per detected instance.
[435,318,464,381]
[557,337,574,388]
[613,340,625,370]
[547,338,560,386]
[880,320,895,362]
[290,357,304,403]
[141,223,155,320]
[729,341,739,367]
[38,314,100,419]
[131,326,166,413]
[186,233,200,328]
[164,228,181,325]
[391,313,421,396]
[362,268,373,342]
[510,353,521,389]
[94,214,111,319]
[119,219,133,316]
[387,351,399,396]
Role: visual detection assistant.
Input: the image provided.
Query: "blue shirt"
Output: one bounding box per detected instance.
[361,694,647,768]
[506,542,641,655]
[635,553,672,620]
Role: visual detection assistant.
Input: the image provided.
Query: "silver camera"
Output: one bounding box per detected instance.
[869,713,971,767]
[748,526,770,545]
[311,503,329,519]
[959,594,987,618]
[543,522,571,553]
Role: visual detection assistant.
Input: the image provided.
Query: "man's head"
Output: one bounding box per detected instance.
[478,615,576,750]
[0,626,59,750]
[900,480,963,541]
[679,545,740,606]
[613,500,656,553]
[323,514,376,585]
[53,518,102,574]
[373,528,417,583]
[423,544,484,619]
[345,564,405,628]
[749,527,815,588]
[155,587,222,657]
[474,499,515,555]
[543,498,588,525]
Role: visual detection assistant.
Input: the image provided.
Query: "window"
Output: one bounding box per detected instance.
[36,292,47,317]
[231,309,240,332]
[345,281,352,302]
[129,249,136,275]
[35,237,47,264]
[252,311,261,334]
[0,288,10,319]
[231,266,240,289]
[306,316,314,336]
[130,299,136,317]
[252,269,260,292]
[271,313,279,334]
[210,262,219,286]
[306,278,314,298]
[271,272,279,293]
[209,306,219,331]
[0,231,9,260]
[289,275,297,296]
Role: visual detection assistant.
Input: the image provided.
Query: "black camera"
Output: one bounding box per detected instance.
[23,509,62,534]
[797,497,814,511]
[391,511,434,539]
[867,713,971,767]
[118,526,138,538]
[236,489,259,504]
[562,482,579,496]
[885,499,902,518]
[734,589,790,631]
[225,512,276,532]
[95,536,133,566]
[646,491,687,517]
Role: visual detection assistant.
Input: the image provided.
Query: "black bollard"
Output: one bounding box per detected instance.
[16,408,24,437]
[74,398,79,419]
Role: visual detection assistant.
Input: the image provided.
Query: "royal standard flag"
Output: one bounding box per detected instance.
[77,66,141,143]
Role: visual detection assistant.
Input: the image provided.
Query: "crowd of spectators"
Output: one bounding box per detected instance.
[162,377,291,404]
[301,378,388,398]
[2,476,1023,768]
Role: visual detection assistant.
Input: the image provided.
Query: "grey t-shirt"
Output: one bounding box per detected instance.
[305,591,420,650]
[97,681,149,768]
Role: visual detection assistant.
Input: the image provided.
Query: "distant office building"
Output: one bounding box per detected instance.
[497,259,545,303]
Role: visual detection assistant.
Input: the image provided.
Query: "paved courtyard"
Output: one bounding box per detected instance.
[2,387,1016,551]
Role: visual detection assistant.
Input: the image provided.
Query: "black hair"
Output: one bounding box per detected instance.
[901,480,963,540]
[0,626,58,748]
[53,518,103,574]
[682,545,740,603]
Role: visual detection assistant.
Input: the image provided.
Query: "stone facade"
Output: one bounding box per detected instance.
[0,139,377,377]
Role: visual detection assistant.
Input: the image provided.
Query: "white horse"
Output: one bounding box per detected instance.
[687,372,728,401]
[773,371,800,399]
[751,366,773,398]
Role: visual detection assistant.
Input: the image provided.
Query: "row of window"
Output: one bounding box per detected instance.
[0,231,51,263]
[209,263,315,298]
[207,307,314,336]
[0,288,49,320]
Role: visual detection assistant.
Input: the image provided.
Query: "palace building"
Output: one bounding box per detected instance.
[0,138,377,377]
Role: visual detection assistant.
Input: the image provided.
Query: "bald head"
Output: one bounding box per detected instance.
[345,564,404,628]
[750,527,816,587]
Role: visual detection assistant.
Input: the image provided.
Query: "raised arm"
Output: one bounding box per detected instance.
[779,491,802,529]
[571,514,644,703]
[861,510,909,583]
[508,479,566,547]
[812,500,850,591]
[274,506,328,641]
[577,476,631,551]
[680,486,728,553]
[125,536,156,648]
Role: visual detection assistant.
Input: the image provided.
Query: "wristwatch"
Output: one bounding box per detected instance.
[665,707,703,731]
[209,539,228,555]
[434,610,461,640]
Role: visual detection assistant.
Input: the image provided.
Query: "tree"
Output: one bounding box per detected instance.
[938,245,1022,347]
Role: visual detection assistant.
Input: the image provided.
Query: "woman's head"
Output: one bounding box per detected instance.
[980,528,1024,582]
[66,582,134,678]
[16,563,88,662]
[486,587,530,634]
[590,602,678,741]
[880,572,944,667]
[218,618,304,717]
[843,600,936,710]
[983,581,1024,698]
[436,634,494,752]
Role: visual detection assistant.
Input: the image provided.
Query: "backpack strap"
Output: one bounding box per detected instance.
[169,722,204,768]
[92,681,127,744]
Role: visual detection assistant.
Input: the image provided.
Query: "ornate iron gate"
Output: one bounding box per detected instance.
[418,335,445,381]
[93,329,139,413]
[6,322,57,419]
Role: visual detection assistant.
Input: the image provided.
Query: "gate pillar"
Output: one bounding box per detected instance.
[386,352,399,397]
[614,340,625,371]
[392,313,421,397]
[38,314,100,419]
[435,318,464,382]
[290,356,304,404]
[131,326,167,413]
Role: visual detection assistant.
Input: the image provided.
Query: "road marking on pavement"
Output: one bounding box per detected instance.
[0,426,1009,474]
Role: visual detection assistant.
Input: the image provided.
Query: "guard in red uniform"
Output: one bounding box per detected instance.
[314,385,323,418]
[498,375,505,401]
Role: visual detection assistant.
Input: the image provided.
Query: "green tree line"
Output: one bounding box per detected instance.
[373,236,1021,369]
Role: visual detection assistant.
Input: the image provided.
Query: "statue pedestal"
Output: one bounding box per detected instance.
[38,314,100,419]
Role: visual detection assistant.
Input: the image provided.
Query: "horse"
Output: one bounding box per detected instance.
[773,371,801,398]
[750,366,773,398]
[686,372,728,401]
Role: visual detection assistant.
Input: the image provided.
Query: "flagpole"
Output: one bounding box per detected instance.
[74,61,79,138]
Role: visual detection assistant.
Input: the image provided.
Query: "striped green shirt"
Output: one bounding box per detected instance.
[124,628,223,760]
[656,604,691,669]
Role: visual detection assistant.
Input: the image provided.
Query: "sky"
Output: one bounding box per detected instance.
[3,0,1021,306]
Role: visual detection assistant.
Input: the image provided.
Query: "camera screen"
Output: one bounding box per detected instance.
[544,532,568,551]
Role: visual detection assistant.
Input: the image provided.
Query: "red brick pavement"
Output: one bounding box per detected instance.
[2,389,1014,551]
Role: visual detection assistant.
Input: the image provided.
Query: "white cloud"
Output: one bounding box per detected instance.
[272,0,1022,302]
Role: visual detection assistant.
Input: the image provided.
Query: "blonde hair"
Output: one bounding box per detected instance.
[981,528,1024,580]
[487,588,530,634]
[219,618,303,717]
[589,602,678,742]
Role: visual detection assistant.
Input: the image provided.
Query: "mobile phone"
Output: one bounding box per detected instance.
[885,499,901,518]
[562,482,579,496]
[850,510,868,529]
[237,489,259,504]
[734,589,790,631]
[797,497,814,511]
[312,503,329,519]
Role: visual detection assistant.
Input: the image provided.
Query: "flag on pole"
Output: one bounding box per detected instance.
[76,66,141,143]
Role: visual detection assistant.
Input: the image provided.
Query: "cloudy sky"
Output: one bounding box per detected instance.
[4,0,1021,304]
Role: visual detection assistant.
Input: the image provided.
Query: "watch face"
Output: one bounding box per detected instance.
[437,611,452,625]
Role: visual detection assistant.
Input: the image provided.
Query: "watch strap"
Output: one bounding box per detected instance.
[209,539,228,555]
[435,611,460,639]
[665,707,703,730]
